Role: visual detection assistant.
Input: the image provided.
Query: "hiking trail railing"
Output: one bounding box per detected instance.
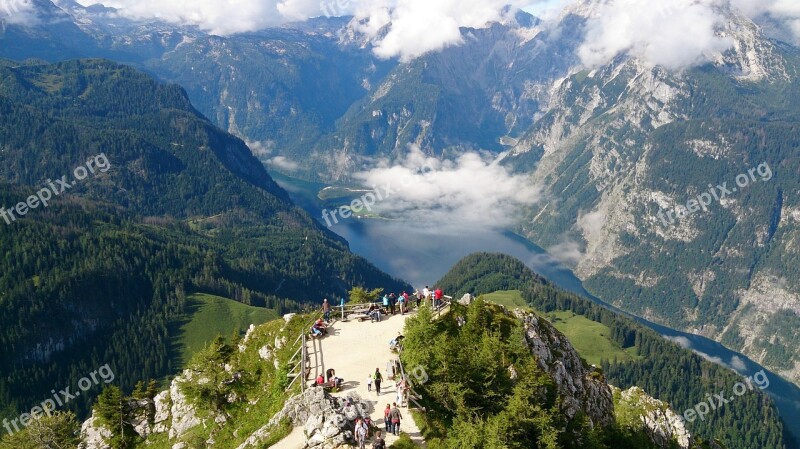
[286,315,325,392]
[434,295,453,317]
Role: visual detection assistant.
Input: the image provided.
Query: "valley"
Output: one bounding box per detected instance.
[275,172,800,437]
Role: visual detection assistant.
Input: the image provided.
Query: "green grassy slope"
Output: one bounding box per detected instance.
[177,293,279,366]
[484,290,638,365]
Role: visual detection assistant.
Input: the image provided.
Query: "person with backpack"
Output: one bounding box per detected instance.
[389,293,397,315]
[355,417,368,449]
[374,368,383,395]
[382,294,390,314]
[372,430,386,449]
[389,403,402,436]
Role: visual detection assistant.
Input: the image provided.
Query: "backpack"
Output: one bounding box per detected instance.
[373,438,386,449]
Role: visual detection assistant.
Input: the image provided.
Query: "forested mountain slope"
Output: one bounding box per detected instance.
[0,58,406,420]
[437,253,792,449]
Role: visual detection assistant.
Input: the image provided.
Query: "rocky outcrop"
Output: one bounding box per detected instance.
[515,310,615,428]
[78,416,112,449]
[511,308,693,448]
[236,387,370,449]
[167,370,203,440]
[611,386,692,449]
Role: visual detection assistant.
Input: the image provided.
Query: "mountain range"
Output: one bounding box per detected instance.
[6,0,794,389]
[1,0,800,445]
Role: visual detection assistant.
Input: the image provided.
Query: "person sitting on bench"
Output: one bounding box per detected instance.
[368,304,382,322]
[327,368,343,389]
[311,319,327,337]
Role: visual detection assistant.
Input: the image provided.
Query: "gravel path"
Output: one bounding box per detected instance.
[273,311,425,448]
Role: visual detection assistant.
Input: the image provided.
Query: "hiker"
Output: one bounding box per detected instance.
[389,293,397,315]
[423,286,430,305]
[374,368,383,395]
[327,368,343,389]
[355,417,368,449]
[395,377,405,406]
[316,374,325,385]
[311,323,323,338]
[389,403,402,436]
[382,294,390,314]
[322,298,331,323]
[368,303,381,322]
[366,373,373,392]
[434,287,443,308]
[414,289,422,308]
[372,430,386,449]
[383,404,391,432]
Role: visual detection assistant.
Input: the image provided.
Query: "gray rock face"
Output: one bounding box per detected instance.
[458,293,474,306]
[236,387,370,449]
[612,386,693,449]
[168,371,202,440]
[515,310,615,428]
[152,390,170,433]
[78,416,112,449]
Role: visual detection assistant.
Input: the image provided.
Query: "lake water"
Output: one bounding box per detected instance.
[273,172,800,434]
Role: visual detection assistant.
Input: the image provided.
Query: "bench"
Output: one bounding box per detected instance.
[354,314,372,322]
[313,380,339,392]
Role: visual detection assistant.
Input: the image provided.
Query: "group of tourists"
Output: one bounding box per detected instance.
[372,286,446,321]
[311,285,447,447]
[353,400,403,448]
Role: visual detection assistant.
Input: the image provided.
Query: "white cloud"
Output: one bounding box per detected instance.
[246,140,275,158]
[69,0,800,61]
[352,0,531,61]
[730,355,747,371]
[732,0,800,44]
[73,0,321,35]
[577,208,605,242]
[352,145,540,230]
[575,0,800,70]
[266,156,300,171]
[547,239,583,265]
[577,0,733,70]
[75,0,539,59]
[1,0,42,25]
[664,335,693,349]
